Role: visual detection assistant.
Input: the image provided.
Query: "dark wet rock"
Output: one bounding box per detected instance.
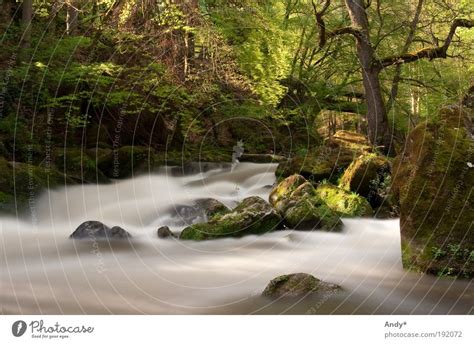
[157,226,175,238]
[262,273,341,298]
[195,198,230,219]
[166,198,230,227]
[392,105,473,278]
[180,196,282,240]
[70,221,131,239]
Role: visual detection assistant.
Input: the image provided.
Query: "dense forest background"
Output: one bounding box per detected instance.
[1,0,473,160]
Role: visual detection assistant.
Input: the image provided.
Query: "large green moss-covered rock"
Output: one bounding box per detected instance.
[275,130,372,183]
[269,174,340,230]
[392,105,473,278]
[179,196,282,240]
[315,183,373,217]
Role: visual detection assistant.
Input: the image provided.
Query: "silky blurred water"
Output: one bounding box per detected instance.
[1,163,472,314]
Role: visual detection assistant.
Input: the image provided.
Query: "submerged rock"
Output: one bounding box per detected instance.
[70,221,131,239]
[157,226,175,238]
[262,273,341,298]
[392,105,473,278]
[195,198,230,219]
[179,196,282,240]
[166,198,230,227]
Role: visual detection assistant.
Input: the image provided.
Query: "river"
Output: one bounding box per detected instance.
[1,163,472,314]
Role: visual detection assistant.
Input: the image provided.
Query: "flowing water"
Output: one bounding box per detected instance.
[1,163,472,314]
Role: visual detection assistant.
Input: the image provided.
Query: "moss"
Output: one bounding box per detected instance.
[315,183,372,217]
[339,153,391,208]
[269,174,306,209]
[55,148,109,183]
[269,175,344,231]
[275,130,372,183]
[392,105,473,278]
[262,273,341,297]
[180,196,281,240]
[195,198,230,220]
[284,196,342,231]
[98,145,158,178]
[0,157,71,213]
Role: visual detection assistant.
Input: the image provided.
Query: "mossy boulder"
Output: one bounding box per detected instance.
[55,148,109,183]
[179,196,282,240]
[339,153,391,207]
[0,157,69,213]
[269,174,308,212]
[269,174,343,231]
[275,130,372,183]
[284,198,342,231]
[195,198,230,219]
[392,105,473,278]
[97,146,156,178]
[315,183,373,217]
[262,273,341,298]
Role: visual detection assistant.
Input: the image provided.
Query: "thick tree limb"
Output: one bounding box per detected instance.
[378,18,474,69]
[313,0,365,48]
[312,0,331,47]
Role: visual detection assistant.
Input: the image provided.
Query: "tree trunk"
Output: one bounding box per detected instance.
[344,0,392,154]
[66,1,79,35]
[21,0,32,50]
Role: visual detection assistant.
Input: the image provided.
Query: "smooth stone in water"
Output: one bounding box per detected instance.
[70,221,131,239]
[262,273,341,298]
[157,226,175,238]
